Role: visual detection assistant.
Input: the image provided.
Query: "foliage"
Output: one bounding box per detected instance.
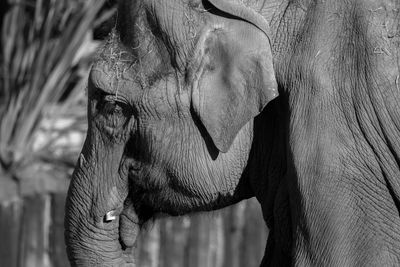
[0,0,116,176]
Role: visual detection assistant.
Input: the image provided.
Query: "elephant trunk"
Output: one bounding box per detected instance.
[65,41,141,265]
[64,141,136,266]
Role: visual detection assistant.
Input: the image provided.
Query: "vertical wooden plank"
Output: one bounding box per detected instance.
[185,214,222,267]
[18,194,51,267]
[159,217,190,267]
[240,198,268,267]
[136,221,160,267]
[209,213,224,267]
[0,199,22,267]
[50,193,69,267]
[222,202,246,267]
[185,215,209,267]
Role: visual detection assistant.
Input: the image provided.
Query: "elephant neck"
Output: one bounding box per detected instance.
[260,0,312,67]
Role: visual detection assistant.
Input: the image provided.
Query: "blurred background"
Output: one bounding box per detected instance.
[0,0,268,266]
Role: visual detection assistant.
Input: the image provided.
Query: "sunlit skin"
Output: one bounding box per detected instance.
[65,0,400,266]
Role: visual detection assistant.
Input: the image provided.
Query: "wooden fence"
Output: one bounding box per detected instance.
[0,176,268,267]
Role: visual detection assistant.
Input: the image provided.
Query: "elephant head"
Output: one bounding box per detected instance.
[65,0,279,265]
[66,0,400,265]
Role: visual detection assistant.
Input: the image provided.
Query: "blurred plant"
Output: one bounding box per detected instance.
[0,0,116,176]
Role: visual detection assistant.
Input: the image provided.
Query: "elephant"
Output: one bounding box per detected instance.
[64,0,400,266]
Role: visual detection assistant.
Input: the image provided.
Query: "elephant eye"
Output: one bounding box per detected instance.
[97,95,132,129]
[104,101,123,117]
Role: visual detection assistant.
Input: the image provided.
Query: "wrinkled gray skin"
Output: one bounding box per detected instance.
[65,0,400,266]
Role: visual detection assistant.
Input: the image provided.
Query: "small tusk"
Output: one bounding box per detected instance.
[104,210,117,222]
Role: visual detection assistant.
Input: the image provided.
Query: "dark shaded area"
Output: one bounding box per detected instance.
[190,106,219,160]
[0,1,11,29]
[0,200,21,267]
[94,0,118,40]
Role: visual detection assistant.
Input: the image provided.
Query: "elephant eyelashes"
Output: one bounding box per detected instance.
[96,97,132,130]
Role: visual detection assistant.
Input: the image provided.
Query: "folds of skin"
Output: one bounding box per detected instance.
[66,0,400,266]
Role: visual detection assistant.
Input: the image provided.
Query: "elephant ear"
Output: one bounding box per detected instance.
[190,3,278,153]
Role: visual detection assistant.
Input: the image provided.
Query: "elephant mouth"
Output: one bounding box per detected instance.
[101,203,139,263]
[103,209,135,246]
[118,213,139,266]
[119,213,139,248]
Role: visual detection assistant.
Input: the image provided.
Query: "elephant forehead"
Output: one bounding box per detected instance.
[143,0,202,54]
[115,0,201,72]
